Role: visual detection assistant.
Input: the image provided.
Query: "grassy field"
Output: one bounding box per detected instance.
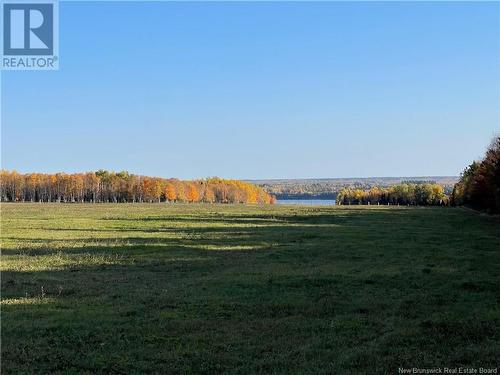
[1,203,499,374]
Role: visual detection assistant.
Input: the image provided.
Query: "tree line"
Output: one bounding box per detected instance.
[336,183,448,206]
[451,136,500,213]
[254,177,457,200]
[0,170,276,204]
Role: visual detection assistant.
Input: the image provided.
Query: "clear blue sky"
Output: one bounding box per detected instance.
[2,1,499,179]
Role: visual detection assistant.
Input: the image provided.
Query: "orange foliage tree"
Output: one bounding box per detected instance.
[165,182,177,202]
[186,183,200,203]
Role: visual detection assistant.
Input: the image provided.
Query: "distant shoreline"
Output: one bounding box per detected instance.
[247,176,458,184]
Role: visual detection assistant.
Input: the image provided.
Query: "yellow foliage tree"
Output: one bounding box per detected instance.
[203,187,215,203]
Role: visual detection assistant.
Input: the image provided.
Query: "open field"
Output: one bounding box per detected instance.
[1,204,500,374]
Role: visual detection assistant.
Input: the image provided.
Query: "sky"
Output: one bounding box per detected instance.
[1,1,499,180]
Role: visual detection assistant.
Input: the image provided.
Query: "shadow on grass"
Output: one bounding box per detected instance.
[97,207,419,224]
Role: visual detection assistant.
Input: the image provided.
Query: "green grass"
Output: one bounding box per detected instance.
[1,203,499,374]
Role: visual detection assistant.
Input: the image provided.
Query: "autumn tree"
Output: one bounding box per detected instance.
[452,136,500,213]
[186,183,200,203]
[176,182,187,203]
[165,182,177,202]
[203,186,215,203]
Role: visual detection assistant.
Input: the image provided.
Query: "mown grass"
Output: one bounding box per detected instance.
[1,203,499,374]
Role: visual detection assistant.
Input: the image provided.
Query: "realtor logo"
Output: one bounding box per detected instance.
[4,3,53,55]
[2,0,58,70]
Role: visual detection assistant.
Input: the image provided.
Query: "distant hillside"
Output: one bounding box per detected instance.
[248,176,459,199]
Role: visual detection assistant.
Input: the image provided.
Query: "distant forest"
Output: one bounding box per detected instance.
[252,176,457,200]
[0,171,275,204]
[452,136,500,213]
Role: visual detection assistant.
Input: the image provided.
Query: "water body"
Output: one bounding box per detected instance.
[276,199,336,206]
